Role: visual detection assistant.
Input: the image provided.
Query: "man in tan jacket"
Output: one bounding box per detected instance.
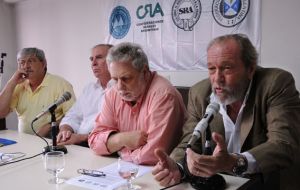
[152,34,300,190]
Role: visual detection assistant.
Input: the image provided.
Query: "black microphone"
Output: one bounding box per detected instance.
[31,92,71,154]
[1,53,7,74]
[184,102,226,190]
[187,102,220,147]
[33,92,72,122]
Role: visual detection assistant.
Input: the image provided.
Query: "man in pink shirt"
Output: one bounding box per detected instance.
[88,42,186,165]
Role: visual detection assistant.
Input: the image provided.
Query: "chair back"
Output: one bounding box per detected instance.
[175,86,190,108]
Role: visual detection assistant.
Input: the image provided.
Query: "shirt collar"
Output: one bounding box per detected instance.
[95,79,115,91]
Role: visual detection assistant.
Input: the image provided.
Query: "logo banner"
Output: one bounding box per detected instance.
[105,0,261,71]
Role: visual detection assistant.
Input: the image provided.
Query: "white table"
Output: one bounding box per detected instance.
[0,130,250,189]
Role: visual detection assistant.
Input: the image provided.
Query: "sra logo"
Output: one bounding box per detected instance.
[109,6,131,39]
[136,2,164,19]
[172,0,201,31]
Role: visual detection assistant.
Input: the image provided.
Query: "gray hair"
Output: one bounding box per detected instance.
[207,34,258,68]
[92,44,113,50]
[17,47,47,72]
[17,47,46,63]
[106,42,148,71]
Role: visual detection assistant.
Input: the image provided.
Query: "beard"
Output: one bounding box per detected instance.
[213,77,250,106]
[118,73,147,102]
[118,91,141,102]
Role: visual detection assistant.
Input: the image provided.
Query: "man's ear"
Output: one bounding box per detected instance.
[142,64,149,74]
[247,63,256,79]
[43,60,47,70]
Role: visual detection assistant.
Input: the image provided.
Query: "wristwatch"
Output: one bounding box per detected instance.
[176,163,186,180]
[232,153,248,176]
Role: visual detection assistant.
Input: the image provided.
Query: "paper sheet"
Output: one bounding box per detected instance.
[66,161,152,190]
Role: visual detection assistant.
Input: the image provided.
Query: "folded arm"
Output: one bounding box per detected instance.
[0,70,27,117]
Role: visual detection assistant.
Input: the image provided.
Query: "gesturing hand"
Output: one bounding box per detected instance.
[152,149,181,187]
[186,132,235,177]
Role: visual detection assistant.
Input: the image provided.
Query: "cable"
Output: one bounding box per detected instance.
[159,182,182,190]
[0,121,49,167]
[0,120,50,167]
[31,120,49,147]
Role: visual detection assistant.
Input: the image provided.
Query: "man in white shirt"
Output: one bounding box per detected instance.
[56,44,112,146]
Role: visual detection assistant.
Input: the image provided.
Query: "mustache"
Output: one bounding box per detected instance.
[212,85,231,92]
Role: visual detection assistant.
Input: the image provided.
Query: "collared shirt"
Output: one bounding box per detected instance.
[210,80,259,173]
[60,81,110,134]
[10,73,75,134]
[88,71,186,165]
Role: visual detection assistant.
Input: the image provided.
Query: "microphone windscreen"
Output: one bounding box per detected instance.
[206,102,220,115]
[62,91,72,101]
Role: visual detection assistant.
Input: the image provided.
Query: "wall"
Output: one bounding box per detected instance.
[2,0,300,129]
[260,0,300,87]
[14,0,111,96]
[0,0,18,130]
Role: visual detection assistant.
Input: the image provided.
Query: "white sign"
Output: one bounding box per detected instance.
[104,0,261,71]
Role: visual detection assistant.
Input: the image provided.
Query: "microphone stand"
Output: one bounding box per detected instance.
[1,53,7,88]
[184,125,225,190]
[43,109,68,154]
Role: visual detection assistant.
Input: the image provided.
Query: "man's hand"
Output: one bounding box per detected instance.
[0,69,28,118]
[121,131,148,150]
[152,149,181,187]
[57,129,73,143]
[107,130,148,153]
[186,132,235,177]
[57,133,88,145]
[9,69,28,85]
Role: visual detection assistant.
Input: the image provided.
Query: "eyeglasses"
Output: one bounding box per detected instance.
[77,168,106,177]
[0,152,26,165]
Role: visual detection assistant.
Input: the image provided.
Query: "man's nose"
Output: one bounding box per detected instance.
[117,80,124,90]
[22,61,31,68]
[91,59,97,66]
[215,69,225,84]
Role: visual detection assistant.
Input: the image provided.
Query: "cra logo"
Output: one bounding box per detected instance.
[136,2,164,19]
[172,0,201,31]
[212,0,250,27]
[109,6,131,39]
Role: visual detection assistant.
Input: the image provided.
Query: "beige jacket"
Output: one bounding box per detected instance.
[171,67,300,190]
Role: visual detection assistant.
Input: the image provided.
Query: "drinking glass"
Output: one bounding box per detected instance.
[117,157,141,190]
[44,151,65,184]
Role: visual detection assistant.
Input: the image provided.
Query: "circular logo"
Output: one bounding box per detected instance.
[172,0,201,31]
[109,6,131,39]
[212,0,250,27]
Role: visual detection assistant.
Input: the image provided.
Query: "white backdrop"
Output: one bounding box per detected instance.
[1,0,300,130]
[104,0,261,71]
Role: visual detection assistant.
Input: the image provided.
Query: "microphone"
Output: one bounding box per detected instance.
[187,102,220,147]
[33,92,72,122]
[31,92,71,154]
[185,102,226,190]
